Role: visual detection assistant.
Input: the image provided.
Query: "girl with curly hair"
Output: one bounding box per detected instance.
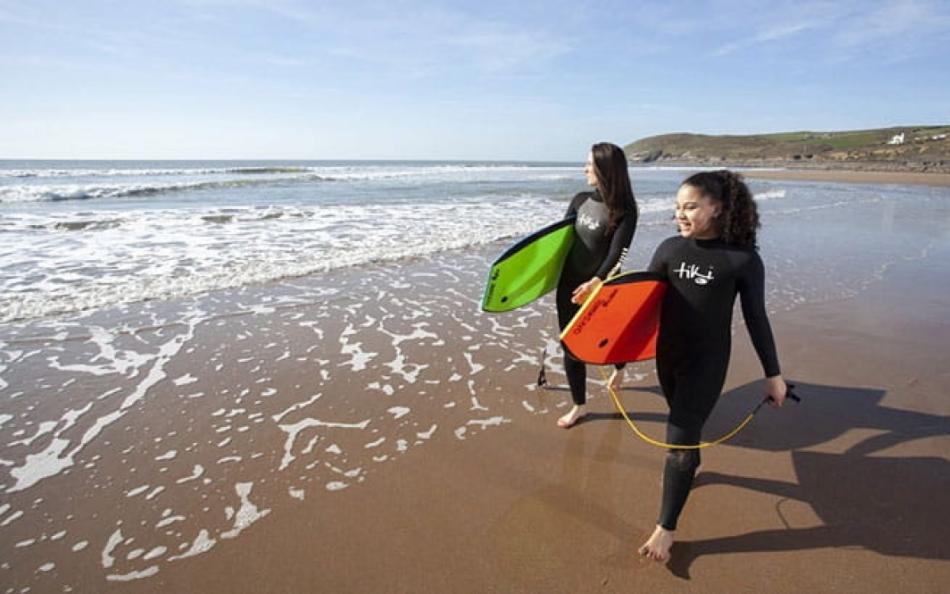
[639,170,788,562]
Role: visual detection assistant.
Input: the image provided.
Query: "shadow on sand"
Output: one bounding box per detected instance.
[665,380,950,579]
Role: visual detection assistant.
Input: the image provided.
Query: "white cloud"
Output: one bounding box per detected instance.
[833,0,950,48]
[703,0,949,61]
[714,21,820,56]
[440,26,572,73]
[318,11,572,77]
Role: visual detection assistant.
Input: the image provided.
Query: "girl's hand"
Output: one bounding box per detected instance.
[765,375,787,407]
[571,277,602,304]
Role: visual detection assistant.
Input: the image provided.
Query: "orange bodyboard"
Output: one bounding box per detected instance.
[560,272,667,365]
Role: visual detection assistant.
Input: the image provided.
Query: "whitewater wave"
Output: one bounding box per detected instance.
[754,189,787,201]
[0,163,581,203]
[0,166,318,179]
[0,163,576,180]
[0,195,562,322]
[0,175,334,203]
[0,204,345,235]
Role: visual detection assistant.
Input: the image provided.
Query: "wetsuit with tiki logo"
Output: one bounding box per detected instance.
[647,235,781,530]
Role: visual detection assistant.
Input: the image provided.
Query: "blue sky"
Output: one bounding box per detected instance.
[1,0,948,160]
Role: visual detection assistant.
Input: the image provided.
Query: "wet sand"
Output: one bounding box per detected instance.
[740,168,950,187]
[162,245,949,594]
[2,231,949,592]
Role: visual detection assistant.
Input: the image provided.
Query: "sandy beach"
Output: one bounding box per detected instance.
[2,175,949,593]
[740,167,950,187]
[134,244,950,594]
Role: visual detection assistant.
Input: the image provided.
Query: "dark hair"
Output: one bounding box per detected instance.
[681,170,759,248]
[591,142,637,234]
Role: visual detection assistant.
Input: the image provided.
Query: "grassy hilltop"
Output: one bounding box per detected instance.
[625,126,950,172]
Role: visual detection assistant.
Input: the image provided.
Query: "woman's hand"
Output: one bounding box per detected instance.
[571,277,602,304]
[765,375,787,407]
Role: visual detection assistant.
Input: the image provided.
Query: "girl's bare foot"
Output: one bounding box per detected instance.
[638,525,674,562]
[557,405,586,428]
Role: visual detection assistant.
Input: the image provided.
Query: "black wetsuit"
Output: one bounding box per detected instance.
[556,191,637,405]
[647,236,780,530]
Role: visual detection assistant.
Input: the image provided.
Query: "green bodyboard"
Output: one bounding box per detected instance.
[482,216,576,312]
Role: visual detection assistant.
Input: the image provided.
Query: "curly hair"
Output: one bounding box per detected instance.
[590,142,638,234]
[681,170,760,248]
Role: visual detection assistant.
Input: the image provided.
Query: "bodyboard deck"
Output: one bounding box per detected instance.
[560,271,667,364]
[481,216,575,313]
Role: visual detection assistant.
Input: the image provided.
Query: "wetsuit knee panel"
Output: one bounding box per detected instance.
[666,449,699,473]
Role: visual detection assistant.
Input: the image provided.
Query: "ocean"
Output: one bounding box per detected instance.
[0,160,627,322]
[2,159,945,325]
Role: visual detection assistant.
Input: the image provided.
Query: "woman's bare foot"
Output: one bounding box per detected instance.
[638,525,674,562]
[608,368,623,392]
[557,405,586,428]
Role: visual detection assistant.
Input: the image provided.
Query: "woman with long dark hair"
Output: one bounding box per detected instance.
[639,170,788,561]
[555,142,638,428]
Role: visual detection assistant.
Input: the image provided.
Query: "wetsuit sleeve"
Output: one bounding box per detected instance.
[738,252,781,377]
[594,208,637,279]
[564,193,587,218]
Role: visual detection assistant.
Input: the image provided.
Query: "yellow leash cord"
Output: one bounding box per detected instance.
[554,275,737,448]
[547,270,799,448]
[596,366,798,449]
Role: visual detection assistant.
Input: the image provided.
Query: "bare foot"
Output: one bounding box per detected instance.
[638,525,674,562]
[608,368,623,393]
[557,405,586,428]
